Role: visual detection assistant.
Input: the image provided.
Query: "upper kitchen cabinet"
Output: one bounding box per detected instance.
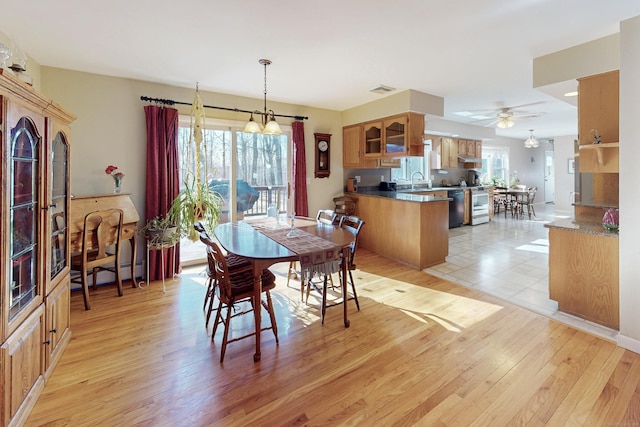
[363,121,383,158]
[343,124,376,168]
[382,113,424,157]
[431,137,459,169]
[343,112,425,166]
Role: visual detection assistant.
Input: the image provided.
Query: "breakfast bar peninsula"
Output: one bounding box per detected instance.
[346,189,450,269]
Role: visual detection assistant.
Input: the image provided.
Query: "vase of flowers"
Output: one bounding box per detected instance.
[602,208,619,231]
[105,165,125,193]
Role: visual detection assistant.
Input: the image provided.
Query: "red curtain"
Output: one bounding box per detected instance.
[292,121,308,217]
[144,105,180,280]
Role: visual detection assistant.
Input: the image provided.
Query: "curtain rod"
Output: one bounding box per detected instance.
[140,95,309,121]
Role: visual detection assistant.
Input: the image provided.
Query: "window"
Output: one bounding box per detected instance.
[479,146,509,186]
[177,117,290,263]
[391,151,430,183]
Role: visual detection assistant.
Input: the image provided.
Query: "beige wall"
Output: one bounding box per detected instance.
[39,68,346,223]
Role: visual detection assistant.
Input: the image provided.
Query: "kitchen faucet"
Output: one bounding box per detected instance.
[411,171,425,190]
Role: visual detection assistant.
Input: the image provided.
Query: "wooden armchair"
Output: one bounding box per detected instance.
[70,209,124,310]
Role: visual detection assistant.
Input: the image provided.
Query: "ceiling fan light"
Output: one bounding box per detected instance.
[243,113,263,133]
[497,118,514,129]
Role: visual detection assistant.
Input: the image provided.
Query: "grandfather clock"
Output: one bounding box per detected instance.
[314,133,331,178]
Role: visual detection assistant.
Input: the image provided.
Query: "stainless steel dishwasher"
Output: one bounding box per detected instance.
[447,189,464,228]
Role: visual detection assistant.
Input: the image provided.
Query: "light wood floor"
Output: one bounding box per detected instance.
[27,249,640,426]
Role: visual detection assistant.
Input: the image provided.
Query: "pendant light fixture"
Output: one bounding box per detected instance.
[524,129,539,148]
[243,59,282,135]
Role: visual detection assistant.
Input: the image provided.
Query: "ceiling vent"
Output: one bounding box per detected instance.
[370,85,396,95]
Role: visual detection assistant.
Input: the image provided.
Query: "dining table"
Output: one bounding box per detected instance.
[213,216,356,362]
[494,188,529,217]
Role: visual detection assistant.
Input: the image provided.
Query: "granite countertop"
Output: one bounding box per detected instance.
[347,190,451,203]
[544,218,619,238]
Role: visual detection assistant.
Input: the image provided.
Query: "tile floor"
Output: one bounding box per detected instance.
[424,202,619,342]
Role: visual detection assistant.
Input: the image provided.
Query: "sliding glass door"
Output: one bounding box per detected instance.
[177,118,291,263]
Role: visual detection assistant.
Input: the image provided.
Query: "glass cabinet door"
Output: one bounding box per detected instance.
[384,116,408,156]
[363,122,382,157]
[50,132,69,279]
[9,117,41,320]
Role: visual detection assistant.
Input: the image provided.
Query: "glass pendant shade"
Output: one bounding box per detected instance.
[524,130,539,148]
[497,118,514,129]
[263,113,282,135]
[243,113,262,133]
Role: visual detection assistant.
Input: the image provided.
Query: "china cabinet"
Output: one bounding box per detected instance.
[0,69,75,426]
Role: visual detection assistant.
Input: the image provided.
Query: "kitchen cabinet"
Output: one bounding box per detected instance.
[349,194,449,269]
[343,112,425,167]
[343,124,384,169]
[548,227,618,329]
[382,113,424,157]
[0,69,75,427]
[577,71,619,203]
[458,139,476,157]
[363,121,383,158]
[475,140,482,158]
[431,137,459,169]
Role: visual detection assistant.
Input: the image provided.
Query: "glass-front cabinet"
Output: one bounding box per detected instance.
[363,121,382,158]
[383,115,408,156]
[7,112,45,327]
[1,69,75,427]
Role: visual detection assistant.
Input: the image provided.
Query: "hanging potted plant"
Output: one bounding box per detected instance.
[167,172,223,241]
[165,86,223,241]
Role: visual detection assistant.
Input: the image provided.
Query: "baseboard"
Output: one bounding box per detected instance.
[617,333,640,355]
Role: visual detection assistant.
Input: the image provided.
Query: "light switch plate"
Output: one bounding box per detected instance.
[355,175,361,183]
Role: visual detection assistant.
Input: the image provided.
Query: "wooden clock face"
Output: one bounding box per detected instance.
[314,133,331,178]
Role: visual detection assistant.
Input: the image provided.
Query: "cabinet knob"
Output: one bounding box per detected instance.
[43,339,51,345]
[42,204,57,211]
[50,328,57,333]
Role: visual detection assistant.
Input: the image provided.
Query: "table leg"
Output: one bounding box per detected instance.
[253,262,262,362]
[342,247,350,328]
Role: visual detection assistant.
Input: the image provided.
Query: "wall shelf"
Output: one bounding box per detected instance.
[578,142,619,172]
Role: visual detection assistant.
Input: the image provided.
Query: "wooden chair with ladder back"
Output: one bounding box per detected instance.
[70,209,124,310]
[286,209,338,299]
[306,214,364,324]
[199,232,278,363]
[195,222,251,328]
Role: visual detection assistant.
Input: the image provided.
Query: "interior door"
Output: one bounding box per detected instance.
[544,150,555,203]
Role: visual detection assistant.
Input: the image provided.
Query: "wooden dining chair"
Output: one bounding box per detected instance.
[333,196,356,223]
[519,186,538,219]
[287,209,338,298]
[197,228,251,328]
[70,209,124,310]
[200,233,278,363]
[306,215,364,325]
[493,186,507,214]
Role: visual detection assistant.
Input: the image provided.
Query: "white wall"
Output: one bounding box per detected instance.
[552,135,578,213]
[618,15,640,353]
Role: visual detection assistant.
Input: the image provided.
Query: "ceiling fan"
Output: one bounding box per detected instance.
[467,102,545,128]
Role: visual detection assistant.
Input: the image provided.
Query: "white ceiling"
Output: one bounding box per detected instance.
[1,0,639,141]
